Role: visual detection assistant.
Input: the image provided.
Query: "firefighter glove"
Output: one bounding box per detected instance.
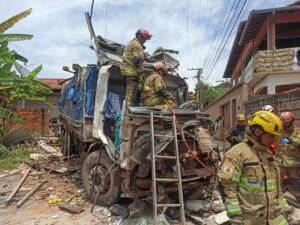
[281,137,292,145]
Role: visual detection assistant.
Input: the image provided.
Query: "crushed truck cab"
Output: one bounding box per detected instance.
[58,12,221,207]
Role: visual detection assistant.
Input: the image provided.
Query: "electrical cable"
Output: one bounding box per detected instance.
[205,0,248,81]
[204,0,240,73]
[192,0,202,67]
[105,0,109,38]
[204,0,236,71]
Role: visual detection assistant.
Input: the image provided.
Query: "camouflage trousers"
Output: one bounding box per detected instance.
[125,75,144,106]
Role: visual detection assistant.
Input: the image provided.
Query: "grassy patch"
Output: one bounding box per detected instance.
[31,131,42,138]
[0,145,33,171]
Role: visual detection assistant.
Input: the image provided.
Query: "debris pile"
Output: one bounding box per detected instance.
[0,137,230,224]
[0,140,85,209]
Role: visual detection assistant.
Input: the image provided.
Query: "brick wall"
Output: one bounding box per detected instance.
[10,108,50,135]
[245,88,300,127]
[253,48,294,73]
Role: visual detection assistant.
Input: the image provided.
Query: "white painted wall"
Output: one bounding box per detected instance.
[254,73,300,94]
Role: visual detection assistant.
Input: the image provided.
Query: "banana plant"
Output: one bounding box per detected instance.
[0,8,54,142]
[0,8,33,43]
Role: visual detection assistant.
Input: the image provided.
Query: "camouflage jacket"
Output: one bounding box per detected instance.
[141,72,175,108]
[120,38,145,77]
[219,134,289,225]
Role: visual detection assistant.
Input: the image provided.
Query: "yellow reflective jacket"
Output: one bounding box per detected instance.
[219,134,289,225]
[120,38,145,77]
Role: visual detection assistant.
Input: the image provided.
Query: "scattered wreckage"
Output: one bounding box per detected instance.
[57,11,225,223]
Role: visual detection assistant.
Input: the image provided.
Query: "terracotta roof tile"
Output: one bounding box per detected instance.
[38,78,66,91]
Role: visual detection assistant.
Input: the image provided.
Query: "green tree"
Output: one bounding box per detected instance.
[199,80,230,108]
[0,9,53,142]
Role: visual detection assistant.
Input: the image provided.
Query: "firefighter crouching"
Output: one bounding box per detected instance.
[277,111,300,199]
[219,111,291,225]
[141,62,177,109]
[121,28,152,106]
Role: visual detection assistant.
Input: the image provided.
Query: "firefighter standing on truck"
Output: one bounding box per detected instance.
[141,62,177,109]
[277,111,300,198]
[219,111,291,225]
[121,28,152,106]
[227,114,246,147]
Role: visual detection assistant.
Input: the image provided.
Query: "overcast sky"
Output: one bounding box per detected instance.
[1,0,290,89]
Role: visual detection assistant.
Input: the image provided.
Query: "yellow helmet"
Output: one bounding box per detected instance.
[248,111,282,136]
[237,114,246,121]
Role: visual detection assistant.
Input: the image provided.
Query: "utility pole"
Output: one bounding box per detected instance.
[188,68,203,109]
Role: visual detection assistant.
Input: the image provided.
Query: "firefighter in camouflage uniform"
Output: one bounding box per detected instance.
[277,111,300,199]
[121,28,152,106]
[219,111,291,225]
[141,62,177,109]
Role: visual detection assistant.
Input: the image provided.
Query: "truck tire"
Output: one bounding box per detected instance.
[82,150,121,207]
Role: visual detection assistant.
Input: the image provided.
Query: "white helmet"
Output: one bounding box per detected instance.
[262,105,274,112]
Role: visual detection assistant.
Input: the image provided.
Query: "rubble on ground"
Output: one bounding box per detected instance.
[0,137,231,225]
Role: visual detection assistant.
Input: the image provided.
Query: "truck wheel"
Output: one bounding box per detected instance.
[82,150,121,207]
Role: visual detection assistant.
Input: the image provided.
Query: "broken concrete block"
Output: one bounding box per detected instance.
[58,202,84,214]
[211,200,225,213]
[186,200,210,212]
[214,211,230,224]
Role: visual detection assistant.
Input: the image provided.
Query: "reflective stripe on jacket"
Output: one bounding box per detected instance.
[120,38,145,77]
[219,134,289,225]
[141,72,176,108]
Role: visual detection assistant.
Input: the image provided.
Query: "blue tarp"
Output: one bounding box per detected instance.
[58,66,99,120]
[104,92,124,120]
[85,67,99,116]
[58,66,124,122]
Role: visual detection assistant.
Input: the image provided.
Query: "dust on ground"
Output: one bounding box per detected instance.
[0,140,123,225]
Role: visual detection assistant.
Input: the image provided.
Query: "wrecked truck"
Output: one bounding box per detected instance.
[58,12,221,207]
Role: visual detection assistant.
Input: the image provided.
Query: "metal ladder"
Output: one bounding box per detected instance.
[150,112,186,225]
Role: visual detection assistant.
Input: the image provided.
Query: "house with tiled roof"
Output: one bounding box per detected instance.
[202,2,300,139]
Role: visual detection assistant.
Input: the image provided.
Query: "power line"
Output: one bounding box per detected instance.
[197,0,215,67]
[188,68,203,107]
[200,0,216,66]
[259,0,267,9]
[213,0,231,40]
[205,0,248,81]
[186,0,189,68]
[105,0,109,38]
[203,0,236,71]
[204,0,242,74]
[192,0,202,67]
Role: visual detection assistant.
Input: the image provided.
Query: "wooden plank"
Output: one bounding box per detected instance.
[6,167,31,206]
[16,180,47,208]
